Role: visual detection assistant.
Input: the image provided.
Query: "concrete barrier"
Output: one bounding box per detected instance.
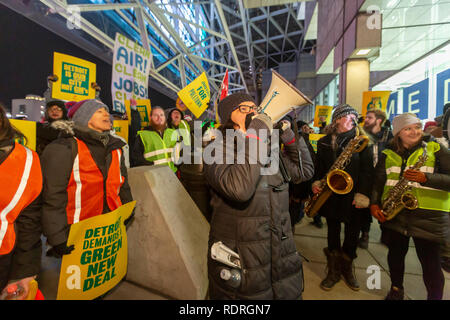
[126,166,210,300]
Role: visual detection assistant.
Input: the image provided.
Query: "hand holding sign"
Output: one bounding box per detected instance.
[57,201,136,300]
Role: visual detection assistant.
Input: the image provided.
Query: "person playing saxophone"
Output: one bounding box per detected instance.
[311,104,373,291]
[370,113,450,300]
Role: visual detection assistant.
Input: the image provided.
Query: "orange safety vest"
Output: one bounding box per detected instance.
[0,143,42,255]
[66,138,124,224]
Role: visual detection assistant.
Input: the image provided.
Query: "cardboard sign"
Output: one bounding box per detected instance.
[112,33,151,113]
[10,119,36,151]
[52,52,97,102]
[362,91,390,117]
[113,120,129,143]
[309,134,325,152]
[57,201,136,300]
[178,72,210,119]
[313,106,333,127]
[125,99,152,129]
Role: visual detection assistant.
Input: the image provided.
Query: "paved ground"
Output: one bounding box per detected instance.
[38,217,450,300]
[293,216,450,300]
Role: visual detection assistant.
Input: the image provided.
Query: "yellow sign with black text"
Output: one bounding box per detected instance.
[309,134,325,153]
[362,91,390,117]
[178,72,210,119]
[313,106,333,127]
[57,201,135,300]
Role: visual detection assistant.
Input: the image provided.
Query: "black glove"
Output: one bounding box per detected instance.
[46,242,75,258]
[124,209,135,227]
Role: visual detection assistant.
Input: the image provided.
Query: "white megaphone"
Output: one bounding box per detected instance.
[259,70,313,122]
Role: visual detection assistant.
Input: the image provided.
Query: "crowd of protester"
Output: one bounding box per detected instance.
[0,90,449,300]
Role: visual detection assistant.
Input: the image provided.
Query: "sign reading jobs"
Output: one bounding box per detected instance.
[57,201,136,300]
[112,33,151,113]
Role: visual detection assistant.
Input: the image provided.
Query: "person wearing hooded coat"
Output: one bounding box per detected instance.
[204,93,314,300]
[36,100,68,156]
[40,99,133,258]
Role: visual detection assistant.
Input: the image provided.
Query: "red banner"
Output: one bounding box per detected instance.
[219,69,229,101]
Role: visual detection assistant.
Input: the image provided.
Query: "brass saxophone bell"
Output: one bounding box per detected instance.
[401,192,419,210]
[327,169,353,195]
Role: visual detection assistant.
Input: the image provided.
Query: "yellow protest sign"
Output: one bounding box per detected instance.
[313,106,333,127]
[362,91,390,117]
[125,99,151,129]
[52,52,97,102]
[57,201,136,300]
[10,119,36,151]
[309,134,325,152]
[178,72,210,119]
[113,120,129,143]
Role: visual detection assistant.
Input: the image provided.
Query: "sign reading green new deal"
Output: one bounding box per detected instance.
[112,33,151,113]
[52,52,97,102]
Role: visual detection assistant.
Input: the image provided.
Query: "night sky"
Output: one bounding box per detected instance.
[0,4,174,111]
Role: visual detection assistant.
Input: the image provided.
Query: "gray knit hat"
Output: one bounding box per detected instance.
[392,113,421,136]
[331,104,359,123]
[68,99,109,127]
[218,93,255,122]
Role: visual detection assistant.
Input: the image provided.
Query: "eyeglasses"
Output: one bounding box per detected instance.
[237,104,261,113]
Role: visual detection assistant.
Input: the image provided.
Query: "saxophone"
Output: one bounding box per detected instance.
[381,144,428,220]
[305,127,369,218]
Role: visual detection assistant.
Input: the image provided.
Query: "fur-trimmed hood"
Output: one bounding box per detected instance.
[50,120,76,136]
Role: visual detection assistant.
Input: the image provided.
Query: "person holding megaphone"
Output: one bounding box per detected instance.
[204,93,314,300]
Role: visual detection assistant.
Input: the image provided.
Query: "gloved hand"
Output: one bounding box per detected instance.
[46,242,75,258]
[247,113,273,136]
[403,169,427,183]
[370,204,386,223]
[124,209,135,227]
[278,120,295,144]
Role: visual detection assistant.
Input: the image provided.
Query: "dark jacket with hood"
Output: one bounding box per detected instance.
[36,100,68,156]
[371,140,450,244]
[313,127,373,222]
[40,121,133,247]
[0,139,42,290]
[205,127,311,300]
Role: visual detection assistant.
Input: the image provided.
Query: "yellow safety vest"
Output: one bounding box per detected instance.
[382,141,449,212]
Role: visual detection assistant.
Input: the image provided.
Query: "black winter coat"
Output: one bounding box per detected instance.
[314,128,373,222]
[205,130,308,300]
[40,122,133,247]
[0,140,42,289]
[371,141,450,244]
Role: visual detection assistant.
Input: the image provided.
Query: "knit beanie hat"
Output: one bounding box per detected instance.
[423,120,437,131]
[45,99,68,121]
[218,93,255,122]
[331,104,359,123]
[67,99,108,127]
[392,113,421,136]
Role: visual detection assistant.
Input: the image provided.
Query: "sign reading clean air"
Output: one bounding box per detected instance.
[112,33,151,113]
[57,201,135,300]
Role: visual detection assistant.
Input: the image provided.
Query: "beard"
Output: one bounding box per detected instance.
[153,123,166,132]
[363,122,376,133]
